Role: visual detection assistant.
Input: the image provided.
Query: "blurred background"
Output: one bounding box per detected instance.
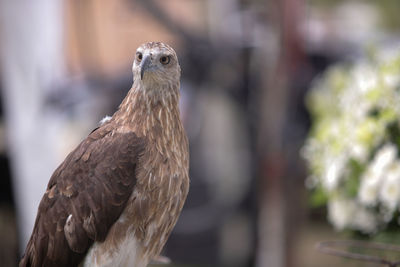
[0,0,400,266]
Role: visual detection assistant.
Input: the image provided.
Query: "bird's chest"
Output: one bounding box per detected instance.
[83,142,189,267]
[135,142,189,226]
[126,138,189,255]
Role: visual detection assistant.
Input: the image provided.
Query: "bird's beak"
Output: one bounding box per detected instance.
[140,55,151,80]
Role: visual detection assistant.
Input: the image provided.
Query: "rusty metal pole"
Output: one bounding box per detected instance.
[255,0,306,266]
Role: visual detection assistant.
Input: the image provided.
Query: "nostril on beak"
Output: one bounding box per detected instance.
[140,55,151,80]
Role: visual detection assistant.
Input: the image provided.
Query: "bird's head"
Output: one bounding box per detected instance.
[132,42,181,91]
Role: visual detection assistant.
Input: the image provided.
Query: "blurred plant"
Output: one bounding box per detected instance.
[302,46,400,235]
[309,0,400,30]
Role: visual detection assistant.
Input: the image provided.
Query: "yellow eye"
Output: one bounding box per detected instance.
[160,56,170,65]
[136,52,143,62]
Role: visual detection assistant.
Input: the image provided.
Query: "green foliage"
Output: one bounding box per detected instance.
[344,159,363,198]
[309,187,329,208]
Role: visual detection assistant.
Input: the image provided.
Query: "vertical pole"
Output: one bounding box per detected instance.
[255,0,305,266]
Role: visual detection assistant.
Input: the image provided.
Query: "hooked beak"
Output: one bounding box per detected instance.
[140,55,151,80]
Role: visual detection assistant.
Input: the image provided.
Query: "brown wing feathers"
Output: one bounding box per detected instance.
[20,125,144,267]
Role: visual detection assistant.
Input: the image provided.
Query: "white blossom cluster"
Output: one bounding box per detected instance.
[302,47,400,233]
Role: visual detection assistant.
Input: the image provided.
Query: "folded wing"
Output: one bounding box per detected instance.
[20,124,144,267]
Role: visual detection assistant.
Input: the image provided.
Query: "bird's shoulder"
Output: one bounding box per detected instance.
[49,122,144,185]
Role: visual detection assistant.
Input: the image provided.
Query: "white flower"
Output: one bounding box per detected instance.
[358,144,397,206]
[349,142,368,162]
[328,196,378,233]
[353,63,378,94]
[328,197,356,231]
[370,144,397,177]
[358,171,381,206]
[383,72,400,88]
[379,161,400,211]
[303,47,400,234]
[352,207,378,234]
[322,156,346,191]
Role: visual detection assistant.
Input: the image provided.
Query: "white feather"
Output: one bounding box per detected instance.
[83,234,145,267]
[99,116,112,125]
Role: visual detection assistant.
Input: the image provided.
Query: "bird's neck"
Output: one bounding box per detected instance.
[112,83,183,137]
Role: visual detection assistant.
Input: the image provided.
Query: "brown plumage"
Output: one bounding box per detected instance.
[19,42,189,267]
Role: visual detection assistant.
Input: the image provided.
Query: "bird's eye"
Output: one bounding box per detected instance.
[160,56,170,65]
[136,52,143,62]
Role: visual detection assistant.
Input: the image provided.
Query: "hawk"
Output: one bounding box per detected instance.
[19,42,189,267]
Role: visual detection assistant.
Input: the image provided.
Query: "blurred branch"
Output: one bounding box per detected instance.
[317,240,400,266]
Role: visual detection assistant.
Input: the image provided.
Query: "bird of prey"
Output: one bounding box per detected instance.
[19,42,189,267]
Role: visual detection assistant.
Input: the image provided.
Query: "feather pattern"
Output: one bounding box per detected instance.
[20,124,145,267]
[19,42,189,267]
